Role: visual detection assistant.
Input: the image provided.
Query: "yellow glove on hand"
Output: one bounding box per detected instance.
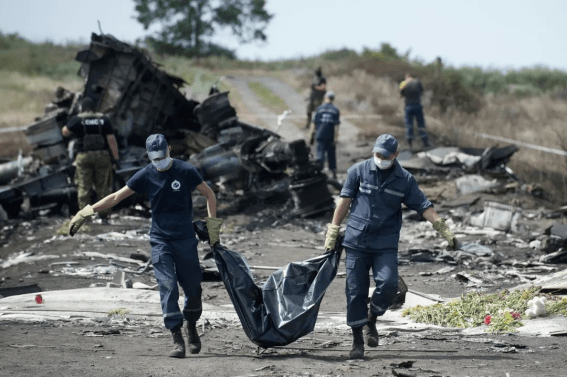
[432,218,458,250]
[324,224,340,250]
[205,217,223,246]
[69,205,94,236]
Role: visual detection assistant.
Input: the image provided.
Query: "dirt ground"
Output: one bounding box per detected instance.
[1,76,567,377]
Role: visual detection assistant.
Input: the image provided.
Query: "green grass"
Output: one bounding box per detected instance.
[248,81,289,113]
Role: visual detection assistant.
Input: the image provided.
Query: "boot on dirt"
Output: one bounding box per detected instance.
[366,313,379,347]
[185,321,201,354]
[169,328,186,358]
[349,326,365,359]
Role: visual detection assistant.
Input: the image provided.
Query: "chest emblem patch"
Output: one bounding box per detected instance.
[171,180,181,191]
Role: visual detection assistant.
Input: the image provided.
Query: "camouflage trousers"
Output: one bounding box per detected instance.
[305,98,324,128]
[74,151,112,218]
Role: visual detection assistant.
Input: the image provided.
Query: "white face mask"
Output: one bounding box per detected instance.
[152,157,172,171]
[374,156,393,170]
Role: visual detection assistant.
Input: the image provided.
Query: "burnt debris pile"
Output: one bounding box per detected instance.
[0,33,334,220]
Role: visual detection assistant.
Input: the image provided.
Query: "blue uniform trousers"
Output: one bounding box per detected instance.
[150,236,202,330]
[316,140,337,171]
[345,248,398,328]
[404,104,429,143]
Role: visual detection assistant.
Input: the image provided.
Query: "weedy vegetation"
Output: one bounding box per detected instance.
[402,286,567,333]
[107,308,131,317]
[248,81,289,113]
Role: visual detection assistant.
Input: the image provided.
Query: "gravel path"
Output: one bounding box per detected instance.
[227,75,367,174]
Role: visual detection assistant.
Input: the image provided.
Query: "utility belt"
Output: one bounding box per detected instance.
[78,149,108,155]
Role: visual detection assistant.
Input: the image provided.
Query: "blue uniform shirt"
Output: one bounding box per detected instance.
[313,102,340,142]
[127,159,203,240]
[340,158,433,252]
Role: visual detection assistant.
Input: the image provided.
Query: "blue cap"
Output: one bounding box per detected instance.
[325,91,335,100]
[146,134,168,160]
[372,134,398,158]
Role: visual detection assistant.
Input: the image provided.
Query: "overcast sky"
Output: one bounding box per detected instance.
[1,0,565,71]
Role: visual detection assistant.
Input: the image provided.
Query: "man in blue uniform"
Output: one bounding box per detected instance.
[400,73,431,149]
[68,134,222,358]
[309,91,340,179]
[324,134,457,359]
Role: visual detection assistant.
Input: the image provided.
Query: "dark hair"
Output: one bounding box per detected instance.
[81,97,95,111]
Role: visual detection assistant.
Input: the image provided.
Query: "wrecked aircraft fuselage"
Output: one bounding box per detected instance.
[0,33,335,219]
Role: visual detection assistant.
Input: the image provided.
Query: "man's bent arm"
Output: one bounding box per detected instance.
[332,197,352,226]
[92,186,135,213]
[196,182,217,218]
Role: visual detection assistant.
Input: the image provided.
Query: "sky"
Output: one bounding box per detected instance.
[1,0,566,71]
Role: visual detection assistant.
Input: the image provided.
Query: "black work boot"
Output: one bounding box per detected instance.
[349,326,365,359]
[185,321,201,354]
[366,313,379,347]
[169,329,185,358]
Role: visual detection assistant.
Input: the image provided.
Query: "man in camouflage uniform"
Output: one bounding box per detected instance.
[62,97,119,220]
[305,67,327,129]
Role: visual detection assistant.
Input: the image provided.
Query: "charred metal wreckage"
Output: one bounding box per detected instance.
[0,33,334,219]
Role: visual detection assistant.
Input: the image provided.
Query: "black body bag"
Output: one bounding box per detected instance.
[194,220,343,348]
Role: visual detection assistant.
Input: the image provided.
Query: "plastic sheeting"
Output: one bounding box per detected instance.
[194,220,343,348]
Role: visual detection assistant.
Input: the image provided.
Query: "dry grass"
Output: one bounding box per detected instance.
[290,66,567,204]
[0,71,83,124]
[2,59,566,204]
[0,71,82,158]
[426,95,567,204]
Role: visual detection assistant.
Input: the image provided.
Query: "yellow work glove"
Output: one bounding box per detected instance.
[432,218,458,250]
[205,217,223,246]
[324,224,340,250]
[69,205,94,236]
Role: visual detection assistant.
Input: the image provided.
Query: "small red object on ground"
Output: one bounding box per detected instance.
[35,294,43,304]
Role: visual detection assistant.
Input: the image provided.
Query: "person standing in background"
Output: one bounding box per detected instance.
[305,66,327,129]
[62,97,119,222]
[309,91,340,179]
[400,73,431,149]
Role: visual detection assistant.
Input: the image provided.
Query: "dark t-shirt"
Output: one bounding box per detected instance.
[127,159,204,240]
[401,79,423,106]
[310,75,327,102]
[66,112,113,152]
